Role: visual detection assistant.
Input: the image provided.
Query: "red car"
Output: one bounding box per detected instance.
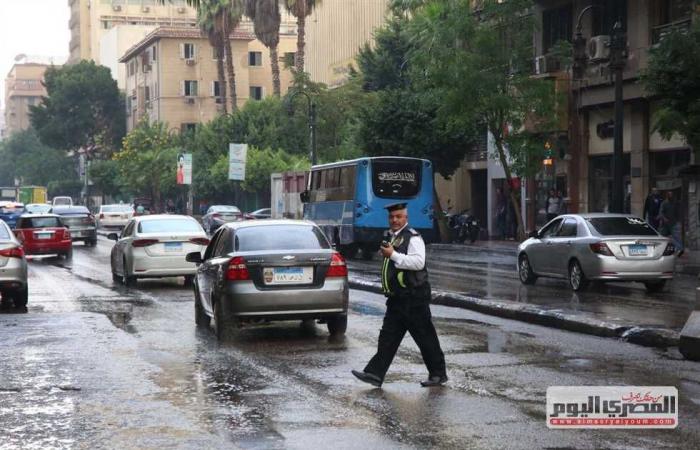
[14,214,73,258]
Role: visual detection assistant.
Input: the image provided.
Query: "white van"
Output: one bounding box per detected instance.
[52,196,73,207]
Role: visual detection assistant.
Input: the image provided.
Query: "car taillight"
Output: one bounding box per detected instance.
[663,243,676,256]
[0,246,24,258]
[189,237,210,246]
[590,242,614,256]
[226,256,249,281]
[133,238,159,247]
[212,213,221,218]
[64,228,71,239]
[326,252,348,278]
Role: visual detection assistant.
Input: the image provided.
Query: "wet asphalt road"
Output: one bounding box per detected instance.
[348,244,697,330]
[1,237,700,449]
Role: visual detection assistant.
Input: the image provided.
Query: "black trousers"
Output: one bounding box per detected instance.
[364,300,446,380]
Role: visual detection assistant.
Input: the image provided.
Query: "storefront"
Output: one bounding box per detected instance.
[588,154,631,213]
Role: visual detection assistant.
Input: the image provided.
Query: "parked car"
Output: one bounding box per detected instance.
[108,214,209,287]
[51,196,73,207]
[517,213,676,293]
[14,214,72,259]
[52,206,97,246]
[25,203,52,214]
[186,220,349,340]
[0,219,28,308]
[201,205,242,234]
[243,208,271,220]
[0,201,25,229]
[97,204,134,229]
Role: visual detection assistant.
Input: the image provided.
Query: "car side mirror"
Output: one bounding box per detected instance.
[186,251,203,264]
[528,230,539,239]
[300,190,310,203]
[107,233,119,241]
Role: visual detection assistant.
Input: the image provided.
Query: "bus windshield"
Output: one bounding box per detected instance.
[372,159,421,198]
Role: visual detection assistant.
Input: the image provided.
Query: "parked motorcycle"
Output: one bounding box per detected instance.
[445,209,480,243]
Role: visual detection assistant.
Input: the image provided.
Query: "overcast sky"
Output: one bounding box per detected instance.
[0,0,70,109]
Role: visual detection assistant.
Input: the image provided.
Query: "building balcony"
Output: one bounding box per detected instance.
[651,18,692,46]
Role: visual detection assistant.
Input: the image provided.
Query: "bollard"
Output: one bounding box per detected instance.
[679,287,700,361]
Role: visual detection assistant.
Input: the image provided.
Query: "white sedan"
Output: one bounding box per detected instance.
[109,215,209,287]
[97,204,134,229]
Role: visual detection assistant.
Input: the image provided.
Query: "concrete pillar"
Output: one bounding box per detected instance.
[629,102,649,217]
[679,287,700,361]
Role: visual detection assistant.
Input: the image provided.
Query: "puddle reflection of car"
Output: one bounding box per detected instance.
[14,214,73,259]
[518,213,676,293]
[52,206,97,247]
[201,205,242,234]
[187,220,349,340]
[108,215,209,287]
[0,220,28,308]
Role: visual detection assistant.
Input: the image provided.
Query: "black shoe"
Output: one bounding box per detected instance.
[420,375,448,387]
[351,370,382,387]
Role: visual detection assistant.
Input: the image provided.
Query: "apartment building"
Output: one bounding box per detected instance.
[3,63,52,137]
[120,26,297,132]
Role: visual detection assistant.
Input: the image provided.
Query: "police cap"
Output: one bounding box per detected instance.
[384,202,407,212]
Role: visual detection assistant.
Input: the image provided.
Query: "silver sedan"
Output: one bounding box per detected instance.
[517,213,676,292]
[109,215,209,287]
[0,220,28,308]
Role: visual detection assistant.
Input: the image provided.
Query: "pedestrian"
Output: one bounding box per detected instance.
[643,187,663,229]
[545,189,560,222]
[352,202,447,388]
[658,191,684,257]
[495,188,506,239]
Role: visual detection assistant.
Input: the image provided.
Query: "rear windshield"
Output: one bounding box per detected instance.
[372,159,421,198]
[211,206,240,213]
[586,217,658,236]
[26,204,51,213]
[0,206,25,214]
[234,225,330,251]
[102,205,133,213]
[18,217,63,228]
[138,218,202,234]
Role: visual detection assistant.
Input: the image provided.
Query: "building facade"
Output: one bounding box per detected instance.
[3,63,53,137]
[120,26,296,132]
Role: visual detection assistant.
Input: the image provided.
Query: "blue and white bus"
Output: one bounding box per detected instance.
[302,157,435,257]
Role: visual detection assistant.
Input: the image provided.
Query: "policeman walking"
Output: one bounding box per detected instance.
[352,202,447,387]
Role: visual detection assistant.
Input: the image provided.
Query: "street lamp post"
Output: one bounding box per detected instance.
[286,89,317,166]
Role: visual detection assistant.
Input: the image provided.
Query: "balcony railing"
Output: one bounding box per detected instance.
[652,18,692,45]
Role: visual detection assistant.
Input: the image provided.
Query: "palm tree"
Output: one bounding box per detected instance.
[198,3,228,113]
[283,0,321,73]
[245,0,282,96]
[221,0,244,111]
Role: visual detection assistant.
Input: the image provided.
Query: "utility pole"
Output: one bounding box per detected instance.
[610,21,626,213]
[286,89,317,166]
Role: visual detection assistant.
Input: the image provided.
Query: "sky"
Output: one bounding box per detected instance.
[0,0,70,109]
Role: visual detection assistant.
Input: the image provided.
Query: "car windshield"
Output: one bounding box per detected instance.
[102,205,132,213]
[138,218,202,234]
[20,217,62,228]
[234,225,330,251]
[586,217,659,236]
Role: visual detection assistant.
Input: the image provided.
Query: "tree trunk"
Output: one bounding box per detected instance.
[224,38,238,111]
[270,44,281,97]
[433,187,451,243]
[216,38,228,114]
[295,13,305,73]
[494,136,525,241]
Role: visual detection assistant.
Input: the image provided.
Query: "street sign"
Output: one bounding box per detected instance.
[229,143,247,181]
[177,153,192,185]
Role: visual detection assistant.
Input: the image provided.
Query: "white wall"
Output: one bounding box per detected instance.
[100,25,155,90]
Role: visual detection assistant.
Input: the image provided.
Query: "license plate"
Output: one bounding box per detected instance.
[36,232,52,240]
[264,266,313,285]
[629,244,647,256]
[164,242,182,252]
[73,231,83,237]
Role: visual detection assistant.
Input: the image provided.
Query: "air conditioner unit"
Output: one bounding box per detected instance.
[184,97,195,104]
[112,5,121,12]
[142,64,151,73]
[587,35,611,62]
[534,54,559,75]
[185,59,196,66]
[141,6,150,13]
[177,7,186,13]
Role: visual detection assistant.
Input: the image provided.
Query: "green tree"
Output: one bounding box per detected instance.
[245,0,283,96]
[89,159,125,201]
[283,0,322,73]
[198,2,228,113]
[29,61,125,156]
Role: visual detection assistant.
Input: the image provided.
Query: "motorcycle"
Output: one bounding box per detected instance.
[445,209,480,244]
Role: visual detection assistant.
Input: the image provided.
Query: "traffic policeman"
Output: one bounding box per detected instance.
[352,202,447,387]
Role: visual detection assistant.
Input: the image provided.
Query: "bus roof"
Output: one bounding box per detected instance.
[310,156,431,171]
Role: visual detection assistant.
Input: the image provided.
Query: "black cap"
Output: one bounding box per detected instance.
[384,202,407,212]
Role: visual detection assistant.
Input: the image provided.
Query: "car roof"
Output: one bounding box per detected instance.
[52,206,89,213]
[101,204,132,208]
[19,213,61,218]
[132,214,197,222]
[223,219,315,230]
[210,205,240,209]
[561,213,641,220]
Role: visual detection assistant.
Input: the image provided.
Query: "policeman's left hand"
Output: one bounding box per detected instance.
[380,245,394,258]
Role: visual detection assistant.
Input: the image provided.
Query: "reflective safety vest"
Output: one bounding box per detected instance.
[381,227,429,298]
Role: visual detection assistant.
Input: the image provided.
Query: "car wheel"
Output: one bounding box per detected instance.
[194,285,210,327]
[518,254,537,285]
[568,259,589,291]
[213,298,235,341]
[9,286,28,309]
[112,271,121,283]
[122,258,137,287]
[183,275,194,287]
[644,280,666,293]
[327,314,348,336]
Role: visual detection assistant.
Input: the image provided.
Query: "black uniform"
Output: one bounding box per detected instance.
[363,226,446,382]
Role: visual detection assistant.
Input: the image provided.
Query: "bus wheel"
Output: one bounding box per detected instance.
[340,244,359,259]
[361,244,377,260]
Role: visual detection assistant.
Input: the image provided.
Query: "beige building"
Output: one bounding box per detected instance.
[305,0,390,86]
[120,26,297,132]
[3,63,52,137]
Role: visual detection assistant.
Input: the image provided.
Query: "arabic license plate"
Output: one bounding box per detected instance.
[629,244,648,256]
[37,232,52,240]
[164,242,182,252]
[264,267,313,285]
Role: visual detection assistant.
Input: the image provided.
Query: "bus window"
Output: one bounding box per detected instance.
[310,166,357,202]
[372,159,421,198]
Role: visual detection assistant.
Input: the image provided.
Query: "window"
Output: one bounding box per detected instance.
[18,216,61,229]
[122,221,135,238]
[592,0,627,35]
[144,86,150,102]
[212,80,221,97]
[249,86,263,100]
[182,43,196,59]
[137,218,202,234]
[213,230,232,257]
[284,52,295,67]
[212,47,223,60]
[557,218,578,237]
[589,154,631,213]
[586,217,658,236]
[233,225,331,252]
[152,45,157,61]
[542,4,572,53]
[181,123,197,134]
[652,0,692,26]
[540,218,562,238]
[183,80,198,96]
[249,51,263,66]
[371,159,421,199]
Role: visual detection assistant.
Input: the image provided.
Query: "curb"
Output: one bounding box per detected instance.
[348,277,680,349]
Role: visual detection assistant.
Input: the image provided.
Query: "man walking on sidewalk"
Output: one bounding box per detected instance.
[352,202,447,388]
